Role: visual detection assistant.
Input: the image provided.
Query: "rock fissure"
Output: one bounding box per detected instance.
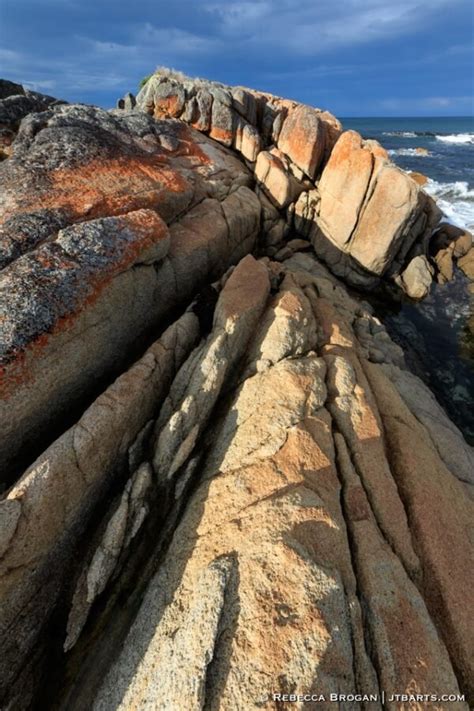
[331,426,383,708]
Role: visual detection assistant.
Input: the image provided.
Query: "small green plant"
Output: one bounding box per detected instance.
[138,74,152,90]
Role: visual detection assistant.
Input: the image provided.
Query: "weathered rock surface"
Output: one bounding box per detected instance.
[0,312,200,702]
[313,131,441,285]
[0,103,260,481]
[400,254,434,299]
[0,71,472,711]
[90,252,472,711]
[430,223,473,284]
[458,249,474,279]
[135,71,444,295]
[0,79,62,159]
[408,170,429,186]
[136,70,342,178]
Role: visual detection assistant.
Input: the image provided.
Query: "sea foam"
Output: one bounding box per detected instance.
[424,179,474,230]
[435,133,474,145]
[388,148,433,157]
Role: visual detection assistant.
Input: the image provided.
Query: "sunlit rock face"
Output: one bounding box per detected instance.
[0,72,472,711]
[0,103,261,480]
[136,70,442,291]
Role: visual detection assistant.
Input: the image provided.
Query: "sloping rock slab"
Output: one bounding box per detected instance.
[0,105,260,482]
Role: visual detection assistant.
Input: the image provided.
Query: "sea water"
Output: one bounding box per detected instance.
[342,117,474,442]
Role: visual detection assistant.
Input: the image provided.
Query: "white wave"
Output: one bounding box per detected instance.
[388,148,433,157]
[383,131,417,138]
[424,179,474,230]
[425,179,474,200]
[435,133,474,145]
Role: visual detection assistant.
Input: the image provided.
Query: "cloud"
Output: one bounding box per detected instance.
[87,24,222,58]
[205,1,273,33]
[22,79,58,92]
[205,0,469,54]
[135,24,221,54]
[0,0,472,112]
[0,20,222,100]
[0,45,128,95]
[0,48,23,64]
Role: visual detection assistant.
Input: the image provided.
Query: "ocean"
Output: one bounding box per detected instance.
[341,117,474,442]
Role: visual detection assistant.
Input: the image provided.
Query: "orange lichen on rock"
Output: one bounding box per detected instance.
[153,94,185,119]
[209,125,234,145]
[278,104,326,179]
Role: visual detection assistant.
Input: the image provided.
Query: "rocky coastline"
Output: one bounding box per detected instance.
[0,70,473,710]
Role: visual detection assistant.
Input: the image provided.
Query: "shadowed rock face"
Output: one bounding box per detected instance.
[0,74,473,710]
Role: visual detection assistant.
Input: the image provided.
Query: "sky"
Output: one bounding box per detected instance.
[0,0,473,117]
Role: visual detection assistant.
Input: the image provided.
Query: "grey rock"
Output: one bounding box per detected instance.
[0,312,200,694]
[0,78,25,99]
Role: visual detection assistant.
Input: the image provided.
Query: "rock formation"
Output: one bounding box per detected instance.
[0,70,473,710]
[0,103,260,481]
[134,71,442,291]
[0,79,62,160]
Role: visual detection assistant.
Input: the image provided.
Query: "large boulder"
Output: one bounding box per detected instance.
[277,104,327,179]
[136,72,444,295]
[136,72,342,171]
[1,234,472,709]
[0,104,261,483]
[255,149,303,208]
[1,71,471,711]
[316,130,441,282]
[400,254,434,299]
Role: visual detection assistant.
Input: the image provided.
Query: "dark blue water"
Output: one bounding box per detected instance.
[341,117,474,442]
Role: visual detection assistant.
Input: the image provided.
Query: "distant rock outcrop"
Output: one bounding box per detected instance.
[0,73,473,710]
[133,71,442,292]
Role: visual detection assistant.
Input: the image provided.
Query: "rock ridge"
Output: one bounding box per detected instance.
[0,72,472,710]
[132,70,443,295]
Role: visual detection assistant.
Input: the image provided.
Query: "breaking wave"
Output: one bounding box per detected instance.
[424,179,474,230]
[435,133,474,145]
[388,148,433,157]
[382,131,474,145]
[383,131,418,138]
